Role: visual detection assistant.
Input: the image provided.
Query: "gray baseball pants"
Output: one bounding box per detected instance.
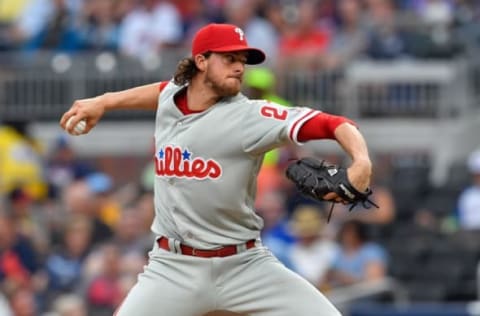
[114,238,341,316]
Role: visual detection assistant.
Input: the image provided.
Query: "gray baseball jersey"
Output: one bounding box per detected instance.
[151,81,319,249]
[115,81,342,316]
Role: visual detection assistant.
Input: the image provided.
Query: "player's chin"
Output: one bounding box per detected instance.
[222,82,241,96]
[226,77,242,86]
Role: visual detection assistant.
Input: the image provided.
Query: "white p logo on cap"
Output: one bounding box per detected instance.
[235,27,244,41]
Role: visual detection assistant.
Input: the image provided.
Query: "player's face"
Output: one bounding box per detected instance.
[204,52,248,97]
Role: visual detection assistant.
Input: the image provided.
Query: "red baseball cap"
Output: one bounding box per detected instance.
[192,23,266,65]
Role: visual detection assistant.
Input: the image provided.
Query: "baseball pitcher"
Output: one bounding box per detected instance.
[61,23,373,316]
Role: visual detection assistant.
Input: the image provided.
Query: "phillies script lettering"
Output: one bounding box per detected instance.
[155,145,222,179]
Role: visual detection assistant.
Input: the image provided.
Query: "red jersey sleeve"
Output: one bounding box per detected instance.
[297,112,357,141]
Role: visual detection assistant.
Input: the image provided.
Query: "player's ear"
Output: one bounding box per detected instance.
[194,54,207,72]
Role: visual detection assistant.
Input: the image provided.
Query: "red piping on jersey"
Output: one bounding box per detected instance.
[289,110,316,141]
[159,81,168,92]
[297,112,357,141]
[175,90,204,115]
[158,81,204,115]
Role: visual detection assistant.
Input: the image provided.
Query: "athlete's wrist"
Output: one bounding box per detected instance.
[350,158,372,175]
[100,92,116,112]
[351,157,372,168]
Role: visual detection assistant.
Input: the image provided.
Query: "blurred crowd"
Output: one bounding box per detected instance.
[2,0,480,315]
[2,74,480,313]
[0,114,398,315]
[0,120,157,316]
[1,0,480,69]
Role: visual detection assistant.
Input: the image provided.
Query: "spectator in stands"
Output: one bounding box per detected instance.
[8,286,38,316]
[256,190,295,268]
[0,0,28,50]
[133,191,156,236]
[46,135,94,200]
[256,148,295,206]
[1,0,52,48]
[114,0,138,21]
[452,0,480,55]
[222,0,279,64]
[275,0,334,107]
[173,0,211,47]
[416,0,453,26]
[364,0,409,59]
[84,172,121,229]
[116,251,147,308]
[277,0,332,71]
[412,0,462,58]
[76,0,121,51]
[287,205,338,289]
[14,0,83,52]
[324,220,388,288]
[112,207,153,255]
[0,211,41,296]
[456,149,480,230]
[50,293,88,316]
[6,187,50,257]
[119,0,183,59]
[322,0,368,71]
[262,0,289,36]
[63,179,114,244]
[44,215,93,299]
[243,67,290,106]
[85,243,125,315]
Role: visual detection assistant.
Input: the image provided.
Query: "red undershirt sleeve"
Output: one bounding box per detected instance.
[297,112,357,142]
[158,81,169,93]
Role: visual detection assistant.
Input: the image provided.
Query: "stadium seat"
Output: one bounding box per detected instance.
[405,280,448,302]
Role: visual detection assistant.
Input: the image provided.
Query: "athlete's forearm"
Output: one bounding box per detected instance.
[334,122,371,166]
[102,82,161,112]
[334,123,372,194]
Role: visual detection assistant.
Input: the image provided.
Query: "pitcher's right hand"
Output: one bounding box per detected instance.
[60,96,106,135]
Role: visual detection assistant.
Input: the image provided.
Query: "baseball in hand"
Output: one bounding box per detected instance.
[66,116,87,135]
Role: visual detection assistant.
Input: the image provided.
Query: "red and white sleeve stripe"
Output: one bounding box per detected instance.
[287,109,321,144]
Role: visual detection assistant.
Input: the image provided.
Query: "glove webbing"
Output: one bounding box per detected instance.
[326,196,380,223]
[296,163,380,222]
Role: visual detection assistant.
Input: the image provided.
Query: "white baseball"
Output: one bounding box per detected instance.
[66,116,87,135]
